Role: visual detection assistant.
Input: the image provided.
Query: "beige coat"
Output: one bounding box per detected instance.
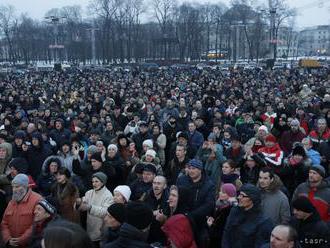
[83,186,113,241]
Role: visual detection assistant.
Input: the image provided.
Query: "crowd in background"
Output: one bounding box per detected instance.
[0,66,330,248]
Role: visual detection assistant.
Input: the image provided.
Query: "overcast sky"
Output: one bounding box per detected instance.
[2,0,330,29]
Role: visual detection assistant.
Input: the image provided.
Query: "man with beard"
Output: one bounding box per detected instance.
[1,174,42,247]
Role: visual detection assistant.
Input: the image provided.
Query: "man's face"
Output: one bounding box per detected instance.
[32,138,39,147]
[258,171,273,189]
[152,177,166,196]
[308,170,322,184]
[0,147,6,159]
[291,123,299,132]
[237,192,253,209]
[176,146,186,159]
[142,171,155,183]
[317,120,327,131]
[12,184,27,202]
[270,226,293,248]
[293,208,310,220]
[188,123,196,132]
[188,165,201,181]
[91,159,102,170]
[34,205,50,222]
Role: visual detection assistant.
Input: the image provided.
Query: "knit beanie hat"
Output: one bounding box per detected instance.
[258,125,269,133]
[187,159,203,170]
[9,157,29,174]
[145,149,156,159]
[90,152,103,163]
[221,183,237,197]
[142,139,153,149]
[92,172,108,184]
[114,185,131,202]
[143,163,157,174]
[126,202,153,230]
[12,173,29,187]
[38,199,57,215]
[239,183,261,207]
[107,203,126,223]
[309,164,326,178]
[292,197,316,213]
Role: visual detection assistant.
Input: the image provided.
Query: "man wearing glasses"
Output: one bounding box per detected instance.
[222,183,273,248]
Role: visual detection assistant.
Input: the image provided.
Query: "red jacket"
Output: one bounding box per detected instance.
[258,144,284,168]
[1,189,42,247]
[162,214,197,248]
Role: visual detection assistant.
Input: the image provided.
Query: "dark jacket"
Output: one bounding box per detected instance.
[72,158,116,191]
[129,179,152,202]
[104,154,126,189]
[176,173,215,228]
[289,211,330,248]
[222,206,273,248]
[104,223,151,248]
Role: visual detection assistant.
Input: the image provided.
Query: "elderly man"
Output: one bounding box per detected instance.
[261,225,298,248]
[1,174,42,247]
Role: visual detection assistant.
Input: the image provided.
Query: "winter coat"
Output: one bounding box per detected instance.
[222,206,273,248]
[289,211,330,248]
[258,144,284,169]
[208,202,233,248]
[49,127,71,149]
[162,214,198,248]
[51,181,80,224]
[129,179,152,202]
[26,136,53,181]
[188,130,204,151]
[152,133,166,166]
[293,180,330,222]
[1,189,42,247]
[306,148,321,165]
[258,175,291,225]
[104,223,151,248]
[82,186,113,241]
[132,132,152,155]
[72,158,116,191]
[176,173,215,228]
[104,154,126,190]
[168,156,189,185]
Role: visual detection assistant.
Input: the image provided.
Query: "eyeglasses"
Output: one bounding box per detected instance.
[238,193,249,198]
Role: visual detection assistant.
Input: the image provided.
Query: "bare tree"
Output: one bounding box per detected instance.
[0,5,17,63]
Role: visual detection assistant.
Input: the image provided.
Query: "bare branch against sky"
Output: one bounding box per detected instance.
[1,0,330,28]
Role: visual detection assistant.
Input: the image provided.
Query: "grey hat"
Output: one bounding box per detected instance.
[12,173,29,187]
[92,172,108,184]
[310,164,326,178]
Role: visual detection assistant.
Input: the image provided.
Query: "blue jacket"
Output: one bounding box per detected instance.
[176,173,215,228]
[188,130,204,150]
[222,206,273,248]
[307,148,321,165]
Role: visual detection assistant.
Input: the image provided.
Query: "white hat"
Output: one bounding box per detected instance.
[258,125,268,133]
[114,185,131,202]
[142,139,153,149]
[145,149,156,159]
[107,144,118,152]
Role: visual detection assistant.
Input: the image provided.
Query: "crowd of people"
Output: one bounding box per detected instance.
[0,66,330,248]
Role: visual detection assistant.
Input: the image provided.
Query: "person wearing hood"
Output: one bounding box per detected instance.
[292,165,330,222]
[76,172,113,247]
[25,131,53,181]
[57,140,76,174]
[37,156,62,196]
[162,214,198,248]
[222,183,273,248]
[257,168,291,225]
[1,174,42,247]
[12,130,26,159]
[207,183,237,248]
[104,202,153,248]
[290,197,330,248]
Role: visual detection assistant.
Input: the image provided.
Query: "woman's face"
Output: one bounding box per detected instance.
[49,162,58,174]
[92,177,103,190]
[56,173,67,184]
[219,189,229,201]
[113,191,126,204]
[168,189,179,209]
[119,138,127,146]
[222,162,234,175]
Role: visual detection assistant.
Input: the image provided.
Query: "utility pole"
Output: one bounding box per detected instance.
[87,24,99,65]
[45,16,66,64]
[268,0,276,60]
